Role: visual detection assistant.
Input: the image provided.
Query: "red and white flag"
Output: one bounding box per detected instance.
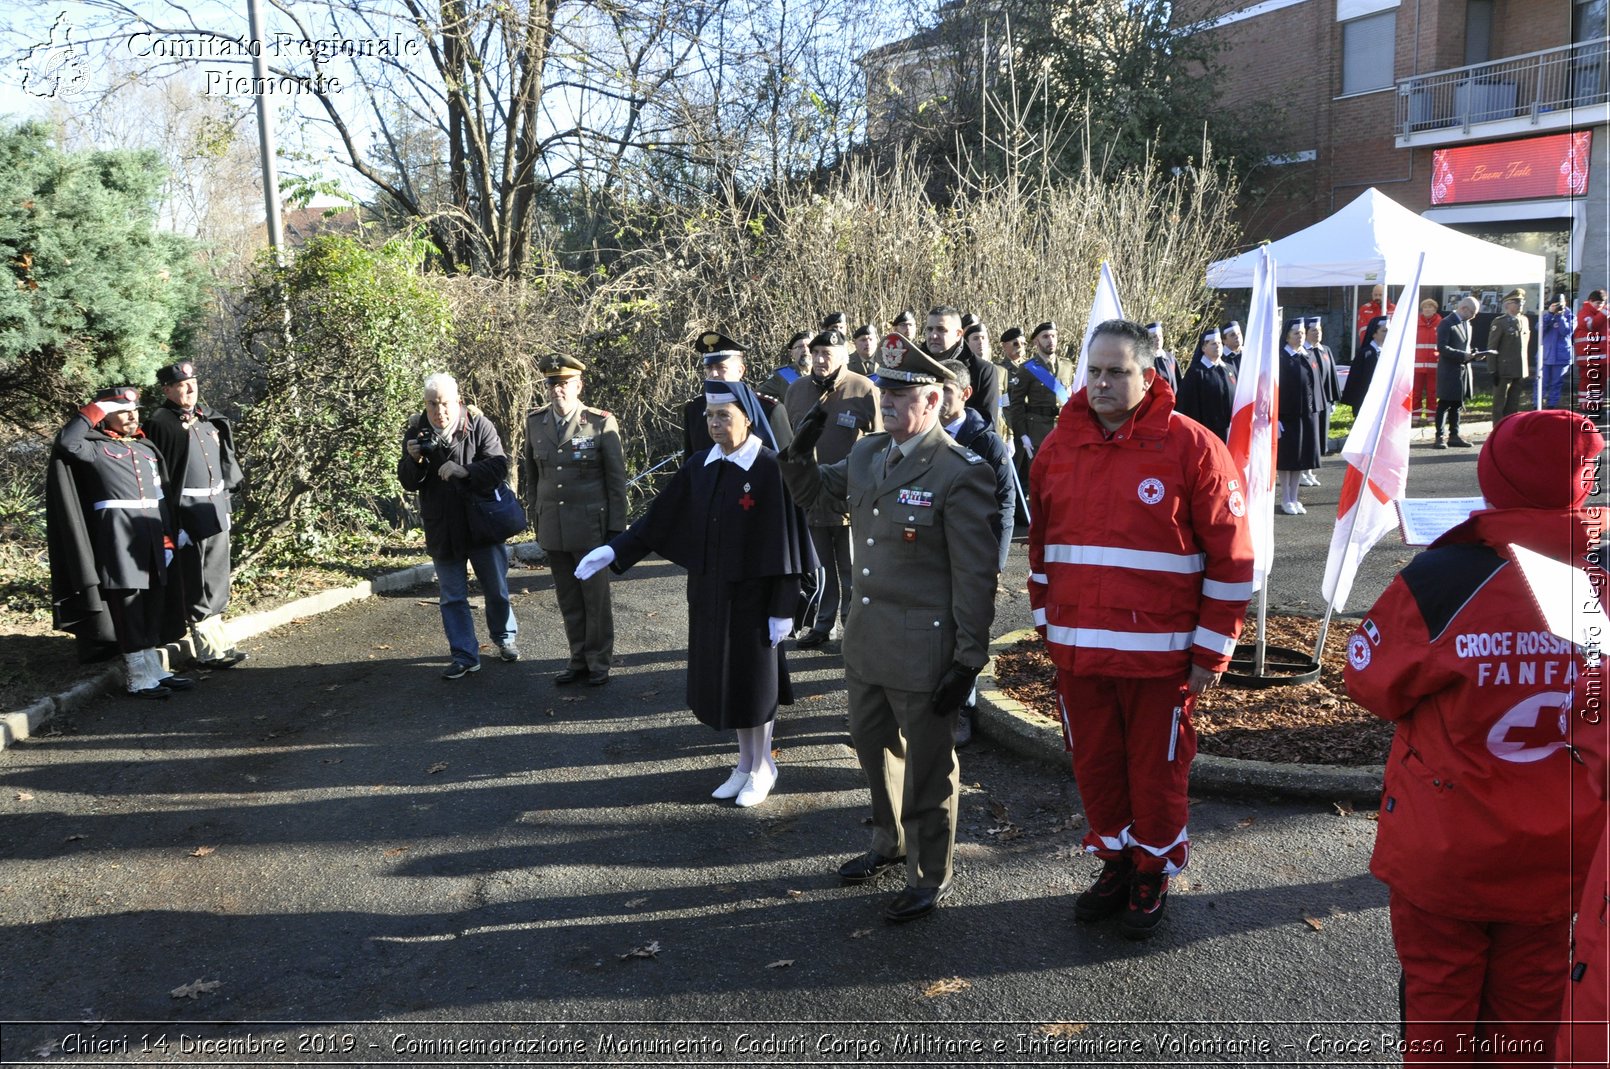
[1321,253,1426,610]
[1070,261,1125,394]
[1225,246,1280,591]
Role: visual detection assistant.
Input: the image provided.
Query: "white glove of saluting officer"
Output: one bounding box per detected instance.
[574,545,616,581]
[79,387,140,426]
[768,617,792,647]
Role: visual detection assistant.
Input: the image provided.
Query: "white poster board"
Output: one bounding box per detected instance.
[1396,497,1487,546]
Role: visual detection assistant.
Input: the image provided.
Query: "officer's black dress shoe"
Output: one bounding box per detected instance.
[837,849,905,884]
[554,668,587,686]
[884,882,952,923]
[157,675,195,691]
[128,686,169,701]
[587,671,610,687]
[198,651,248,670]
[796,629,830,648]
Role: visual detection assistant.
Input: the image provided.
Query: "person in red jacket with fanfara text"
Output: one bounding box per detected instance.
[1345,409,1606,1066]
[1028,318,1253,940]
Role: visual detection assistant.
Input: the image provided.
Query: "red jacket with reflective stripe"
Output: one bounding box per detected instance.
[1415,312,1441,367]
[1345,507,1604,921]
[1027,376,1253,678]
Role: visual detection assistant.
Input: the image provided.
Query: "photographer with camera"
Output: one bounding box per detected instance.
[398,373,519,679]
[1542,294,1574,409]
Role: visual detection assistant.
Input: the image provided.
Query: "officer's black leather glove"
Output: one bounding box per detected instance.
[931,662,982,718]
[785,403,828,463]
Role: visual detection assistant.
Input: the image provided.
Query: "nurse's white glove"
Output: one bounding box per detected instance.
[575,545,615,581]
[768,617,792,648]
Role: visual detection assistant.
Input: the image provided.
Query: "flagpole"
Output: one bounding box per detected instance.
[1313,257,1426,664]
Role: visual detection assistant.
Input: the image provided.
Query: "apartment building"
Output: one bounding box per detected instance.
[1189,0,1607,298]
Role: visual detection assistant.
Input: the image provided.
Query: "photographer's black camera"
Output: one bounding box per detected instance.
[415,427,446,461]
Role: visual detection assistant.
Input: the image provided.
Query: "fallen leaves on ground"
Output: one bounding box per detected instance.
[372,644,392,651]
[188,845,215,858]
[766,959,794,969]
[170,979,221,1000]
[383,846,408,858]
[426,762,448,774]
[620,941,662,960]
[850,928,873,939]
[1236,816,1256,828]
[1040,1022,1089,1038]
[64,834,85,842]
[1333,799,1355,816]
[624,897,649,908]
[993,613,1391,766]
[1302,914,1324,931]
[321,757,342,765]
[785,889,803,898]
[14,791,33,802]
[985,823,1022,840]
[921,977,971,998]
[988,799,1010,822]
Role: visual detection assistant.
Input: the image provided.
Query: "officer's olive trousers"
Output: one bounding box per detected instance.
[846,666,958,889]
[547,549,614,675]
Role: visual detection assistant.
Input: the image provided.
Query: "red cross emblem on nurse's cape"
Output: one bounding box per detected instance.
[739,492,755,510]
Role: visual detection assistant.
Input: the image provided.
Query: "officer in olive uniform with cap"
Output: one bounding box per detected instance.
[848,324,878,378]
[1007,321,1075,463]
[780,334,999,923]
[757,332,811,402]
[522,353,627,686]
[144,359,247,669]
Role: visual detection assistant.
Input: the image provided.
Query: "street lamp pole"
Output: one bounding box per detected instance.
[247,0,284,263]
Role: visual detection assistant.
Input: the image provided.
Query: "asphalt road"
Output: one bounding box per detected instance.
[0,438,1502,1067]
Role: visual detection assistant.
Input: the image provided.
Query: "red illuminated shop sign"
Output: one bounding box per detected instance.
[1431,131,1591,205]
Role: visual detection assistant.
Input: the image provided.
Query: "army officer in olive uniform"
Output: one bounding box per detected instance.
[781,334,999,923]
[522,353,628,685]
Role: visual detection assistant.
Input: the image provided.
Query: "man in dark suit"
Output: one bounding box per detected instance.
[781,335,999,923]
[1435,296,1485,449]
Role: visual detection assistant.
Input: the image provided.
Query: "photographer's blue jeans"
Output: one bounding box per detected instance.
[435,543,516,668]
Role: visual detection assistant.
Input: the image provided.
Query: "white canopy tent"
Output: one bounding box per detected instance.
[1207,186,1545,292]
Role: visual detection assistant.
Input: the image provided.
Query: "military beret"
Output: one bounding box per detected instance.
[960,312,979,331]
[693,330,747,364]
[784,330,811,352]
[155,360,196,385]
[1031,321,1056,340]
[810,329,846,349]
[870,333,956,389]
[963,321,986,339]
[890,309,917,328]
[539,352,585,378]
[820,311,848,331]
[1000,326,1024,344]
[852,323,875,340]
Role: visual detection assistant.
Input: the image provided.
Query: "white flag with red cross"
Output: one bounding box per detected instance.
[1322,253,1426,611]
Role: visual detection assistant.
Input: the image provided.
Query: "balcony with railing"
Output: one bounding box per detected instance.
[1395,37,1608,147]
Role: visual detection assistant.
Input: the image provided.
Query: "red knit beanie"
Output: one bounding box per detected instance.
[1477,410,1604,510]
